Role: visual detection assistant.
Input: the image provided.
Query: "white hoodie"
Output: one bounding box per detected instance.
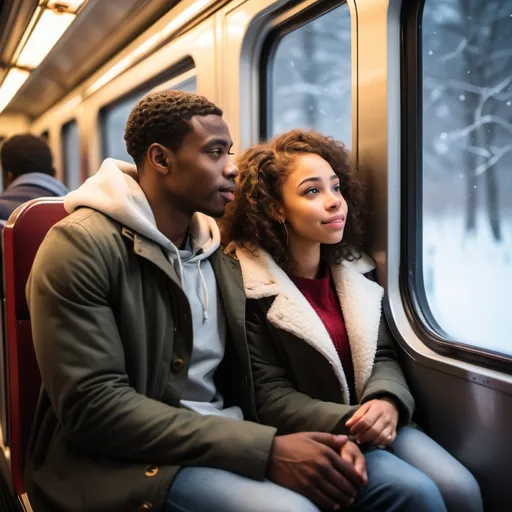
[64,158,243,420]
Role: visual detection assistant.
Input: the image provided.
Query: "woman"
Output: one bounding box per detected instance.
[221,130,482,512]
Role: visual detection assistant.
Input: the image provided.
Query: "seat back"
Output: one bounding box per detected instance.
[2,198,67,495]
[0,228,8,450]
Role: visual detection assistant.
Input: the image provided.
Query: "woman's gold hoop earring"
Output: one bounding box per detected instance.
[281,220,289,246]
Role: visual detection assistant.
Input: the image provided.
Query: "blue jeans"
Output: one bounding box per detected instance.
[165,427,482,512]
[384,426,482,512]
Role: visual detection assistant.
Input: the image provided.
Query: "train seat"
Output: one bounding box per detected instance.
[2,198,68,510]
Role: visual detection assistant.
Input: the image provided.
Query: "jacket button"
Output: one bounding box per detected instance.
[243,374,249,387]
[139,503,152,511]
[144,464,159,477]
[172,358,184,372]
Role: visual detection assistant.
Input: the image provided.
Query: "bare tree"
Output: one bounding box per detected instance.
[271,4,351,142]
[423,0,512,240]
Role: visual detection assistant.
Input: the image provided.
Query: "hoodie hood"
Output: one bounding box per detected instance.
[64,158,220,263]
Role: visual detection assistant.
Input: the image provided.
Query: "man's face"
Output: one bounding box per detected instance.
[161,115,238,218]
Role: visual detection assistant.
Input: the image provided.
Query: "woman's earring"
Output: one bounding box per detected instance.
[281,220,289,246]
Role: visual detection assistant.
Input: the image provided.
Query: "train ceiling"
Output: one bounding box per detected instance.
[0,0,179,118]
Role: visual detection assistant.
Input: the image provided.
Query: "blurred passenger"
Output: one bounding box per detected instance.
[0,134,68,225]
[25,91,365,512]
[221,129,484,512]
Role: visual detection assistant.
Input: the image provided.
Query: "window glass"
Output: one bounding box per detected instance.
[61,120,81,190]
[268,3,351,146]
[102,74,197,163]
[422,0,512,354]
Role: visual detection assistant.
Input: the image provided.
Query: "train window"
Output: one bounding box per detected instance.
[265,3,351,146]
[419,0,512,356]
[101,73,197,163]
[61,120,81,191]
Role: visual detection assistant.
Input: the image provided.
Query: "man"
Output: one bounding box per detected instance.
[26,91,366,512]
[0,134,68,224]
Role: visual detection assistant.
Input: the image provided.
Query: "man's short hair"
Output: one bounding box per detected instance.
[124,90,223,166]
[0,134,54,178]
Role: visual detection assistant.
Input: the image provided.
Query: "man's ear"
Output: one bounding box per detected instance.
[147,143,172,175]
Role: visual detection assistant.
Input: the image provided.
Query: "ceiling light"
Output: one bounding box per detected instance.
[17,9,75,68]
[0,68,30,113]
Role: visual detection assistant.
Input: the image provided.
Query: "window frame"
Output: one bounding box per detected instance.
[60,119,81,190]
[259,0,350,141]
[401,0,512,370]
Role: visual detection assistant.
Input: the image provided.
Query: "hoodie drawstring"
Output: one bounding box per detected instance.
[197,260,209,321]
[171,246,185,285]
[169,247,209,323]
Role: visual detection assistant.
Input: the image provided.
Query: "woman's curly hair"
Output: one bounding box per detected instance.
[221,129,365,271]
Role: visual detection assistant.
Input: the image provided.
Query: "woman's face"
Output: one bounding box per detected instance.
[279,153,348,246]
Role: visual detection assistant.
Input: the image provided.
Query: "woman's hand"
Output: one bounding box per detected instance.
[345,398,399,446]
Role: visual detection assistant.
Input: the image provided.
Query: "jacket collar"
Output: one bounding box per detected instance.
[234,245,383,402]
[121,226,182,286]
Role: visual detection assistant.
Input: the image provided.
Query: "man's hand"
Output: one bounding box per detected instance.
[267,432,365,510]
[340,440,367,486]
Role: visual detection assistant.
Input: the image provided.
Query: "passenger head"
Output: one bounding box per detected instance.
[222,129,365,270]
[124,90,238,218]
[0,134,55,189]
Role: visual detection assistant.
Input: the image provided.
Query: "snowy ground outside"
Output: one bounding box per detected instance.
[422,210,512,356]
